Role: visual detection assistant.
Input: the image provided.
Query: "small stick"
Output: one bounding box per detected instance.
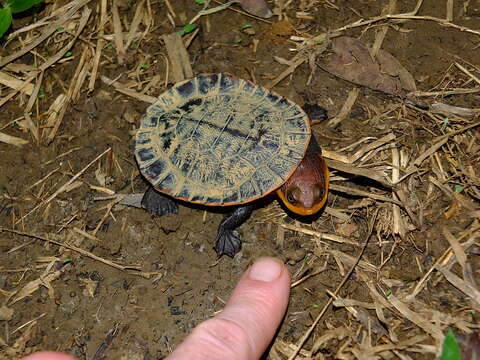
[101,75,157,103]
[446,0,453,22]
[433,120,480,143]
[164,0,176,18]
[89,0,107,92]
[0,75,36,109]
[329,184,403,207]
[1,228,142,272]
[0,132,28,147]
[291,264,328,288]
[14,148,111,225]
[327,87,360,127]
[0,0,94,68]
[454,62,480,86]
[287,210,378,360]
[12,313,46,334]
[112,0,126,65]
[410,88,480,97]
[126,0,145,49]
[0,71,35,95]
[280,223,359,246]
[405,137,449,172]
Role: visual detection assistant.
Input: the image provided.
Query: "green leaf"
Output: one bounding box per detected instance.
[195,0,204,4]
[7,0,44,14]
[441,330,461,360]
[0,7,12,39]
[240,24,252,31]
[454,185,464,193]
[177,23,197,36]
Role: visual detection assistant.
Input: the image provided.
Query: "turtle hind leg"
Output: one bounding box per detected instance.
[214,204,254,257]
[141,187,179,216]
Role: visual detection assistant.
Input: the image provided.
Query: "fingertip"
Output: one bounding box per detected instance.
[248,257,286,282]
[167,257,291,359]
[217,257,291,357]
[22,351,76,360]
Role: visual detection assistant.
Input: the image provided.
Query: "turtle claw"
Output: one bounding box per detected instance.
[213,205,254,257]
[141,187,178,216]
[214,229,242,258]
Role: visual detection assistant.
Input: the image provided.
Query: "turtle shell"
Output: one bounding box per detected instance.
[135,73,311,206]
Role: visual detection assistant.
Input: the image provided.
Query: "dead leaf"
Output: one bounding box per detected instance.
[237,0,272,18]
[10,268,65,304]
[336,221,359,237]
[0,305,14,321]
[317,36,416,96]
[79,277,99,297]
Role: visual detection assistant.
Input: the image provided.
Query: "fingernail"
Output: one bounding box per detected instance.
[249,257,283,282]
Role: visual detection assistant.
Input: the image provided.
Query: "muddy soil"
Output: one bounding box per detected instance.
[1,0,479,359]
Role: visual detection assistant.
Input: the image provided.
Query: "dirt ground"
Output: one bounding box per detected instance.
[1,0,479,359]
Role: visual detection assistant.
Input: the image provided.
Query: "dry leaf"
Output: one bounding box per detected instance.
[336,221,359,237]
[237,0,272,18]
[10,268,64,304]
[318,36,417,96]
[79,277,99,297]
[0,305,14,321]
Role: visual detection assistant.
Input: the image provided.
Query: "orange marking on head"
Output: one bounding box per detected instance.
[277,153,329,216]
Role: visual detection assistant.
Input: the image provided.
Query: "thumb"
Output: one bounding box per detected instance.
[167,257,291,360]
[21,352,76,360]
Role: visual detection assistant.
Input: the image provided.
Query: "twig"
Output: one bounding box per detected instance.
[112,0,126,65]
[280,223,359,246]
[101,75,157,103]
[14,148,111,225]
[329,184,403,207]
[89,0,107,92]
[454,62,480,86]
[287,210,378,360]
[1,228,142,272]
[0,0,94,68]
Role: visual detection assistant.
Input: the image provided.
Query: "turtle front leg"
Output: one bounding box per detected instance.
[214,205,254,257]
[141,187,179,216]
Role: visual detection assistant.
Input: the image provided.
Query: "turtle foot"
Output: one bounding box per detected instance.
[214,229,242,258]
[141,187,178,216]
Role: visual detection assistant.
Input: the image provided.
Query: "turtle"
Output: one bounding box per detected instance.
[134,73,329,257]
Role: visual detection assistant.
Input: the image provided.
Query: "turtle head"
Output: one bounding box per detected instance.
[277,153,329,216]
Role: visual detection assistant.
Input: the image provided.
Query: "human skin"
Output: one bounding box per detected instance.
[22,257,291,360]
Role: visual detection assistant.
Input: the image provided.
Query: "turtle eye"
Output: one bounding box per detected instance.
[286,192,296,204]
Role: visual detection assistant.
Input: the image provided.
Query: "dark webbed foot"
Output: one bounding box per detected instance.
[214,229,241,258]
[214,205,254,257]
[141,187,178,216]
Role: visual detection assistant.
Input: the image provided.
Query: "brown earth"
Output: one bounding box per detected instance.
[1,0,479,359]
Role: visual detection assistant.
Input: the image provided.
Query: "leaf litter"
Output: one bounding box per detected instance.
[0,0,479,358]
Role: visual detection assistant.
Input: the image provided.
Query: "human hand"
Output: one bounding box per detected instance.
[22,257,291,360]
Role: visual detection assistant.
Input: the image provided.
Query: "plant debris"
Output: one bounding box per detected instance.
[1,0,479,358]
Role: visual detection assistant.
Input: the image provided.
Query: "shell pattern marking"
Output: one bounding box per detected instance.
[135,73,310,206]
